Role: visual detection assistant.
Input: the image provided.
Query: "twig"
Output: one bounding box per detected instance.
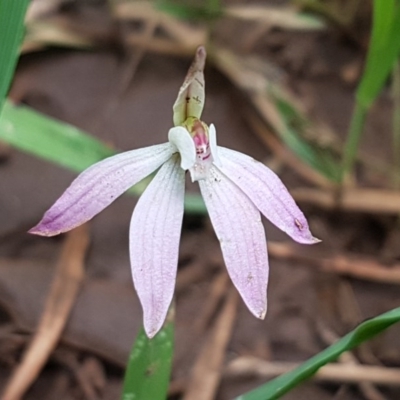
[183,288,238,400]
[194,271,230,332]
[53,349,105,400]
[244,108,334,188]
[113,1,206,48]
[225,5,326,30]
[1,225,89,400]
[212,48,336,189]
[176,260,220,293]
[268,241,400,285]
[90,11,158,142]
[225,357,400,386]
[292,186,400,215]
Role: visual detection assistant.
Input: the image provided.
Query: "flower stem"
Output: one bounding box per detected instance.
[392,60,400,189]
[340,101,368,183]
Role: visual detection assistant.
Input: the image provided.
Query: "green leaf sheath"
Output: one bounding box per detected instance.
[237,307,400,400]
[0,0,29,113]
[122,319,174,400]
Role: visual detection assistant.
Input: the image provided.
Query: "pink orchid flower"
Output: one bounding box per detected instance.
[30,46,319,338]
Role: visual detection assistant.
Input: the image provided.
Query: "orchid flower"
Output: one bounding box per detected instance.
[30,46,319,338]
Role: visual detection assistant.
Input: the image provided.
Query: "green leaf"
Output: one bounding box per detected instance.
[356,0,400,108]
[0,100,207,213]
[237,307,400,400]
[0,0,29,113]
[0,100,115,171]
[122,317,174,400]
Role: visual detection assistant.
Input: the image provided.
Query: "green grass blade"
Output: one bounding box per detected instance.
[237,307,400,400]
[341,0,400,180]
[356,0,400,108]
[0,0,29,113]
[122,317,174,400]
[0,100,115,171]
[0,100,206,213]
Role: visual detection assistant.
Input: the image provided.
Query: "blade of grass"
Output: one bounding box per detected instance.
[0,100,115,172]
[122,311,174,400]
[0,0,29,113]
[0,100,206,213]
[341,0,400,180]
[236,307,400,400]
[356,0,400,108]
[393,61,400,188]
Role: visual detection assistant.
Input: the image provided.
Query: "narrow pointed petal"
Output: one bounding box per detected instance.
[30,143,175,236]
[199,167,268,320]
[130,156,185,338]
[168,126,196,170]
[217,147,318,244]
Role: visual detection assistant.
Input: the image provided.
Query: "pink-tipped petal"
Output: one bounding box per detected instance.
[130,156,185,338]
[217,147,319,244]
[199,166,269,320]
[29,143,175,236]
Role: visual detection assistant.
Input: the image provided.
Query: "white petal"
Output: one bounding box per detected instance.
[199,167,268,319]
[168,126,196,170]
[130,156,185,338]
[217,147,318,244]
[209,124,222,167]
[30,143,175,236]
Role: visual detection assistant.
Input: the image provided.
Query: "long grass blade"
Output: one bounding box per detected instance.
[0,0,29,113]
[237,307,400,400]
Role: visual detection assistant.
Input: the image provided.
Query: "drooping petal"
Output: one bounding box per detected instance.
[217,147,318,244]
[173,46,206,126]
[168,126,196,170]
[199,166,269,319]
[130,155,185,338]
[29,143,175,236]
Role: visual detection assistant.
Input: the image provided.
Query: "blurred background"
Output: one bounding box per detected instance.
[1,0,400,399]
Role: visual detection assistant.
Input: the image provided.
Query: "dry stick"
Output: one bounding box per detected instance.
[213,49,333,188]
[176,261,219,293]
[225,357,400,386]
[114,1,206,48]
[267,241,400,285]
[90,13,158,139]
[194,271,230,332]
[292,187,400,215]
[183,288,239,400]
[1,225,89,400]
[244,109,332,188]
